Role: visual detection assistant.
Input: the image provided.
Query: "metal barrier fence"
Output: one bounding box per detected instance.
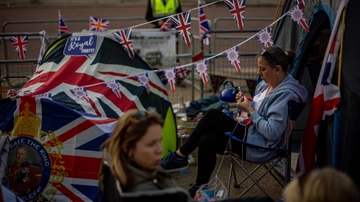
[0,31,49,98]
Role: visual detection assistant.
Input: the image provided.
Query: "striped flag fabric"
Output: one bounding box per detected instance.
[159,18,172,31]
[170,11,192,48]
[112,28,135,60]
[198,0,212,45]
[223,0,246,32]
[297,2,344,173]
[58,11,68,37]
[89,16,109,31]
[286,4,310,32]
[9,36,28,60]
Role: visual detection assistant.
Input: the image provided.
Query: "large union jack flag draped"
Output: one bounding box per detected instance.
[170,11,192,48]
[255,26,274,47]
[193,60,209,86]
[112,28,135,60]
[223,46,241,73]
[58,11,68,37]
[198,0,211,46]
[89,16,110,32]
[9,36,28,60]
[159,18,172,32]
[286,4,310,32]
[223,0,246,32]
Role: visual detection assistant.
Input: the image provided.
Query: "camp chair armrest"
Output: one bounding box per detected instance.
[224,132,287,152]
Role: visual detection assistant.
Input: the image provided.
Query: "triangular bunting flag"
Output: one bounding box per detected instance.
[209,74,227,94]
[286,4,310,32]
[58,10,68,37]
[137,73,151,95]
[170,11,192,48]
[112,28,135,60]
[296,0,305,12]
[104,80,122,98]
[164,68,177,92]
[223,46,242,73]
[176,67,188,79]
[255,27,274,47]
[193,60,209,86]
[89,16,110,31]
[9,36,28,60]
[159,18,172,31]
[70,87,102,116]
[198,0,212,45]
[223,0,246,32]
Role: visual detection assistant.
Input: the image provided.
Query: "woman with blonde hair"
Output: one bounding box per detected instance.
[282,167,360,202]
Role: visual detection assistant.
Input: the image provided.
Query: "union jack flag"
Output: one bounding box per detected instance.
[58,11,68,37]
[223,46,241,73]
[137,73,151,95]
[163,68,176,92]
[223,0,246,32]
[296,0,305,12]
[89,16,109,32]
[113,28,135,60]
[298,16,342,173]
[193,60,209,86]
[159,18,172,31]
[255,26,274,47]
[198,0,211,46]
[170,11,192,48]
[286,5,310,32]
[9,36,28,60]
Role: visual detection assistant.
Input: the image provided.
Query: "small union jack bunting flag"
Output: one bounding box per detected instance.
[70,87,102,116]
[137,73,151,95]
[89,16,110,31]
[193,60,209,86]
[223,0,246,32]
[198,0,212,46]
[176,66,188,79]
[58,10,69,37]
[296,0,305,12]
[223,46,241,73]
[112,28,135,60]
[9,36,28,60]
[159,18,172,31]
[104,80,122,98]
[170,11,192,48]
[255,27,274,47]
[286,4,310,32]
[164,68,177,92]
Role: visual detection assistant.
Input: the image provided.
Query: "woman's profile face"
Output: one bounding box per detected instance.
[257,57,277,85]
[130,124,163,170]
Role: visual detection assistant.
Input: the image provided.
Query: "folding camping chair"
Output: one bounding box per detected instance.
[224,100,306,198]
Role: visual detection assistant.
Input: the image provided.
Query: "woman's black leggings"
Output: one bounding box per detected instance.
[179,109,247,186]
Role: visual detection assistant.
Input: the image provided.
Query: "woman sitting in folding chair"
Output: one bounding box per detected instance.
[161,46,308,197]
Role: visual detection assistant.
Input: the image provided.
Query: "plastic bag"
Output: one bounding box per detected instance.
[194,175,228,202]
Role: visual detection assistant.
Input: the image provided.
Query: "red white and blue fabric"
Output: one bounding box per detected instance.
[35,92,52,100]
[170,11,192,48]
[89,16,110,32]
[286,4,310,33]
[296,0,305,12]
[223,0,246,32]
[104,80,121,98]
[112,28,135,60]
[70,87,102,116]
[164,68,177,92]
[298,18,342,174]
[198,0,212,46]
[137,73,151,95]
[255,27,274,47]
[193,60,209,86]
[223,46,241,73]
[9,36,28,60]
[58,11,68,37]
[6,89,18,98]
[159,18,172,31]
[176,67,188,79]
